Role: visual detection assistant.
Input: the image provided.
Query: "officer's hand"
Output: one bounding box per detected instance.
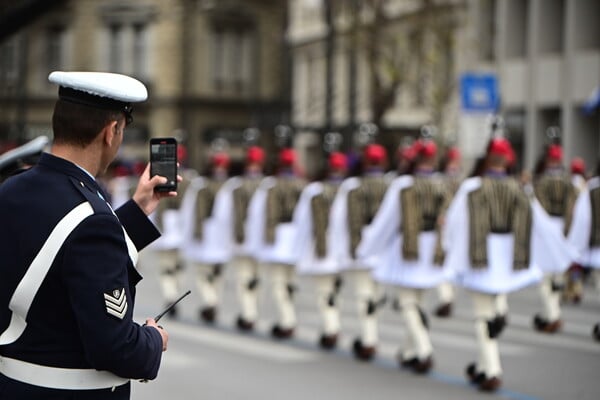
[145,318,169,352]
[132,163,182,216]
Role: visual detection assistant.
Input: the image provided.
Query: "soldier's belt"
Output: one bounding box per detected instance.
[0,355,129,390]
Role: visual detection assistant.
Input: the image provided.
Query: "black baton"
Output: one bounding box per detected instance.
[154,290,191,322]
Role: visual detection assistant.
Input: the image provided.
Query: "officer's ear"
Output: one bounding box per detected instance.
[102,120,119,147]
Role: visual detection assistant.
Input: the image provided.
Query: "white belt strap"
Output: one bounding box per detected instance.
[0,356,129,390]
[0,202,94,345]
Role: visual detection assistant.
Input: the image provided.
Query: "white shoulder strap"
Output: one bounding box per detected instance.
[0,202,94,345]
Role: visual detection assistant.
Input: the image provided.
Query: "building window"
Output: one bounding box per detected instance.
[132,23,148,78]
[46,25,66,73]
[209,26,255,96]
[101,4,155,80]
[505,0,529,59]
[479,0,496,61]
[109,23,123,73]
[0,37,20,90]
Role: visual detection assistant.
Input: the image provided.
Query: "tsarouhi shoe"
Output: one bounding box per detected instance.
[271,324,294,339]
[199,306,216,324]
[352,338,376,361]
[478,376,502,392]
[434,302,453,318]
[465,363,485,385]
[592,323,600,342]
[235,316,254,332]
[533,314,562,333]
[319,333,338,350]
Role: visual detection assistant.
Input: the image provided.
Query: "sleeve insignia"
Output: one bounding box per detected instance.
[104,288,128,319]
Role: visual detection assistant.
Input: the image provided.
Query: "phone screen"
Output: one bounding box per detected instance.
[150,138,177,192]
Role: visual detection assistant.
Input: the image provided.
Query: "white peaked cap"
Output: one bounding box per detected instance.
[0,136,50,171]
[48,71,147,102]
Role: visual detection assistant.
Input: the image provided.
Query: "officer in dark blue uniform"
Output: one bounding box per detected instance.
[0,71,175,399]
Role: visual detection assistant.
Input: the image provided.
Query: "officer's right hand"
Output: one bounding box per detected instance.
[145,318,169,352]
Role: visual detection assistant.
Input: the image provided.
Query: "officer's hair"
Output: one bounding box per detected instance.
[52,99,123,147]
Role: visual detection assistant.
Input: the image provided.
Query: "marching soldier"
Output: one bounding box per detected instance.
[443,133,572,392]
[147,149,196,318]
[359,138,452,374]
[295,149,348,349]
[180,151,234,323]
[229,145,267,331]
[339,142,389,361]
[433,145,462,317]
[563,157,588,303]
[531,141,579,333]
[255,144,306,339]
[568,160,600,341]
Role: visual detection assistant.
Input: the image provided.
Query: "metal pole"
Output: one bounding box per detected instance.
[347,0,359,149]
[324,0,333,133]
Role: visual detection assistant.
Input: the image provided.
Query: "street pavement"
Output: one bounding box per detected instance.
[131,252,600,400]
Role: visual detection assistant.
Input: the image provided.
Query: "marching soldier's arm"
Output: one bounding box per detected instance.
[233,187,247,243]
[347,188,363,258]
[563,183,579,235]
[512,188,533,269]
[193,187,210,239]
[265,186,279,244]
[311,194,328,258]
[62,213,163,380]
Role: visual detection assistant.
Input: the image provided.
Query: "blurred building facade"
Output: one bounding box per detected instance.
[464,0,600,170]
[0,0,289,169]
[287,0,600,174]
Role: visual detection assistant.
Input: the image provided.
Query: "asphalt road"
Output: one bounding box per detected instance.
[131,251,600,400]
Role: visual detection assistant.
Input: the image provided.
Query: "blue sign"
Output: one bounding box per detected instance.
[460,73,499,112]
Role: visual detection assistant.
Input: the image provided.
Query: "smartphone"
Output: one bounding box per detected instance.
[150,137,178,192]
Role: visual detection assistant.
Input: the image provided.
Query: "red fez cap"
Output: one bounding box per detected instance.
[488,138,512,158]
[398,145,416,161]
[246,146,265,164]
[420,140,437,158]
[133,161,146,176]
[506,147,516,167]
[212,152,230,168]
[547,144,562,161]
[571,157,586,174]
[279,148,296,166]
[177,144,187,163]
[447,147,461,161]
[364,144,387,164]
[114,165,130,177]
[328,152,347,171]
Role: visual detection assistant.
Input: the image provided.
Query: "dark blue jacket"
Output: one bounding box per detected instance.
[0,153,163,393]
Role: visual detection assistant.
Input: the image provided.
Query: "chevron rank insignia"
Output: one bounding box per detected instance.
[104,288,128,319]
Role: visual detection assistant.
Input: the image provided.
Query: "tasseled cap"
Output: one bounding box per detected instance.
[447,146,461,161]
[328,152,348,171]
[211,152,230,168]
[412,139,437,159]
[547,144,563,161]
[364,144,387,165]
[487,137,512,158]
[571,157,586,174]
[279,148,296,167]
[246,146,265,164]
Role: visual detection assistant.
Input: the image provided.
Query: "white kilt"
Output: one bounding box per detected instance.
[373,232,454,288]
[568,177,600,269]
[148,210,185,251]
[443,177,545,294]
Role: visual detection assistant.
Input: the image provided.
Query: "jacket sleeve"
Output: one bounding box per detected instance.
[62,212,163,380]
[115,199,161,250]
